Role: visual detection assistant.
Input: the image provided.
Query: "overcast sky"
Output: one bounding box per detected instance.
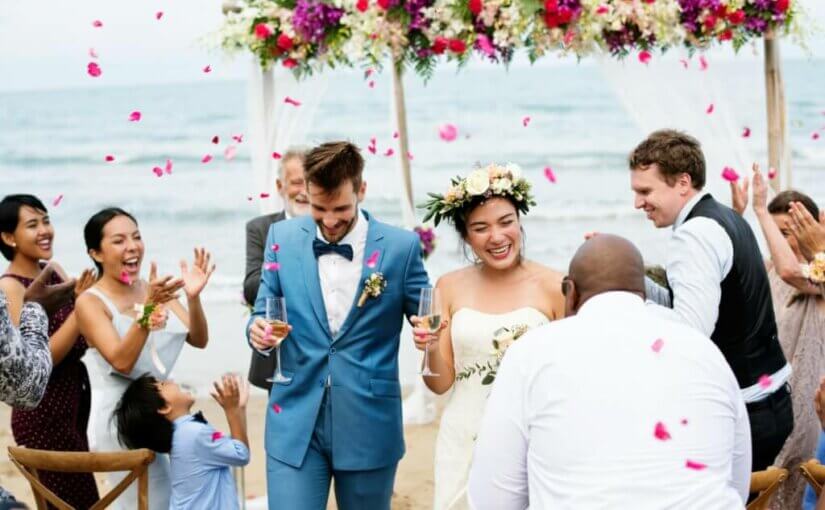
[0,0,822,92]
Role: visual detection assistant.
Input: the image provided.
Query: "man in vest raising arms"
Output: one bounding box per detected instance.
[629,129,792,471]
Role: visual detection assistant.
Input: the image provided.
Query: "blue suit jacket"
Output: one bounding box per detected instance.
[247,211,430,470]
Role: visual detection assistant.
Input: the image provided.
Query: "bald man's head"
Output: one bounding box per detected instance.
[564,234,646,315]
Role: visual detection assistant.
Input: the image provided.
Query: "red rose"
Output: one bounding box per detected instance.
[282,58,298,69]
[469,0,483,16]
[718,29,733,41]
[254,23,273,40]
[377,0,391,9]
[544,0,558,11]
[448,38,467,54]
[277,34,294,51]
[726,9,745,24]
[703,14,717,30]
[431,36,448,55]
[643,0,655,3]
[714,5,727,17]
[356,0,369,12]
[557,6,572,24]
[776,0,789,12]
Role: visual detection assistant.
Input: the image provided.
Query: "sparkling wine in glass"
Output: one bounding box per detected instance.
[265,297,292,384]
[418,287,441,377]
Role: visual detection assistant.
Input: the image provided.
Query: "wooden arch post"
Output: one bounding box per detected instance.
[763,32,789,192]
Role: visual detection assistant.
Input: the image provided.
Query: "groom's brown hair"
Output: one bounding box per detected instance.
[628,129,706,190]
[304,141,364,193]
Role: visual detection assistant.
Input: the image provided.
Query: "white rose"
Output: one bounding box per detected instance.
[505,163,521,180]
[492,177,513,194]
[465,169,491,196]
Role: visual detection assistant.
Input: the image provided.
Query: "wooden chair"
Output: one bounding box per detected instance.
[748,467,789,510]
[7,446,155,510]
[801,459,825,498]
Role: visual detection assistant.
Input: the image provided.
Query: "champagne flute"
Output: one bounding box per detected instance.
[418,287,441,377]
[265,297,292,384]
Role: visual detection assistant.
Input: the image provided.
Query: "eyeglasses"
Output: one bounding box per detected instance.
[561,276,572,296]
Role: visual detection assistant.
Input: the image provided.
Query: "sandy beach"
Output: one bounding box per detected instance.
[0,395,439,509]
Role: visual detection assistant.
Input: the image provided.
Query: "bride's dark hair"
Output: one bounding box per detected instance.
[453,195,526,263]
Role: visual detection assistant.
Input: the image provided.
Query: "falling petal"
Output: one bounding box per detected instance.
[758,374,772,389]
[119,270,131,285]
[680,418,689,426]
[52,194,64,207]
[260,193,270,199]
[105,155,115,162]
[152,167,163,177]
[366,250,380,268]
[407,151,414,161]
[87,62,102,77]
[165,159,173,174]
[211,135,219,144]
[699,55,708,71]
[721,166,739,182]
[653,421,671,441]
[272,151,282,159]
[272,403,282,414]
[264,262,281,271]
[638,50,652,65]
[706,103,714,114]
[813,132,821,140]
[224,145,237,161]
[767,167,777,180]
[686,460,707,470]
[203,65,212,73]
[89,47,99,59]
[129,111,142,122]
[368,81,375,88]
[384,148,394,157]
[679,58,689,69]
[211,431,223,441]
[522,116,531,127]
[393,131,399,139]
[201,154,212,164]
[284,96,301,107]
[232,134,244,143]
[742,127,751,138]
[543,166,557,184]
[92,20,103,28]
[155,11,163,20]
[365,69,374,78]
[438,124,458,142]
[651,338,664,353]
[271,244,280,252]
[246,196,253,201]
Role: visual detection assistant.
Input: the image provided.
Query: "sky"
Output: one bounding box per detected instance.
[0,0,823,92]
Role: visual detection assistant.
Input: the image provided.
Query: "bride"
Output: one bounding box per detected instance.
[413,163,565,510]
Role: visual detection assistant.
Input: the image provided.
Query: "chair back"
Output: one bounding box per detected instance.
[747,467,789,510]
[7,446,155,510]
[800,459,825,498]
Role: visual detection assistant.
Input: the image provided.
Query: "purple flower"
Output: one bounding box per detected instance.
[404,0,432,31]
[293,0,344,44]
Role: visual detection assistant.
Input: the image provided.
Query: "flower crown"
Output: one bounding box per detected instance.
[421,163,536,226]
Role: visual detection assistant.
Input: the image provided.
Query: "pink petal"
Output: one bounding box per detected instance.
[699,55,708,71]
[155,11,163,20]
[284,96,301,107]
[685,460,707,470]
[119,270,131,284]
[264,262,281,271]
[407,151,414,161]
[232,134,244,143]
[201,154,213,164]
[758,374,772,389]
[543,166,557,184]
[522,116,531,127]
[152,166,163,177]
[89,48,99,59]
[105,155,115,162]
[680,418,689,426]
[365,69,374,78]
[211,431,224,441]
[368,81,375,88]
[706,103,714,115]
[638,50,652,65]
[271,244,280,252]
[165,159,173,174]
[129,111,142,122]
[653,421,671,441]
[393,131,399,139]
[211,135,219,144]
[813,132,821,140]
[679,58,689,69]
[767,167,777,180]
[272,151,282,159]
[203,65,212,73]
[247,196,253,201]
[224,145,237,161]
[721,166,739,182]
[52,194,64,207]
[87,62,102,77]
[260,193,270,199]
[742,127,751,138]
[272,403,282,414]
[651,338,664,353]
[366,250,380,268]
[438,123,458,142]
[92,20,103,28]
[596,4,608,14]
[384,148,394,157]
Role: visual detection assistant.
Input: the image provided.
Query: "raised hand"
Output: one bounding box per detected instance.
[180,247,216,300]
[750,163,768,213]
[729,173,750,215]
[146,262,184,305]
[74,268,97,298]
[23,263,76,314]
[789,202,825,262]
[210,373,246,411]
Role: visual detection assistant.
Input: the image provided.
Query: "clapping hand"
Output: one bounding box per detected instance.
[788,202,825,262]
[730,171,750,215]
[74,269,97,298]
[23,263,75,315]
[147,262,184,306]
[180,247,216,300]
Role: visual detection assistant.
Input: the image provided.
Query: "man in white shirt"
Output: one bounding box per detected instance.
[468,234,752,509]
[629,129,792,471]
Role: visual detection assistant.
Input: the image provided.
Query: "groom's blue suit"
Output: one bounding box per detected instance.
[247,211,429,510]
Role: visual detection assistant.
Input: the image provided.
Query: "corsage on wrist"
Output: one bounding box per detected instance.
[801,252,825,285]
[134,303,167,330]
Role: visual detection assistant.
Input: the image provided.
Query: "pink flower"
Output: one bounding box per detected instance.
[129,111,142,122]
[638,50,652,65]
[431,37,449,55]
[366,250,380,268]
[469,0,483,16]
[224,145,238,161]
[438,124,458,142]
[742,127,751,138]
[356,0,369,11]
[202,155,213,164]
[393,131,399,139]
[211,431,224,441]
[92,20,103,28]
[272,152,282,159]
[52,194,64,207]
[758,374,772,389]
[105,155,115,162]
[254,23,273,40]
[651,338,664,353]
[283,58,298,69]
[685,460,707,470]
[721,167,739,182]
[407,151,414,160]
[368,81,375,88]
[448,39,467,54]
[476,34,496,57]
[543,166,557,183]
[653,421,671,441]
[87,62,102,77]
[596,4,608,14]
[277,34,294,51]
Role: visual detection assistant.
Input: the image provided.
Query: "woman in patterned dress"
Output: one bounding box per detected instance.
[0,194,99,509]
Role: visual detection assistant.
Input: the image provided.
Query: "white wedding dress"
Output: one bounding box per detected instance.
[433,307,549,510]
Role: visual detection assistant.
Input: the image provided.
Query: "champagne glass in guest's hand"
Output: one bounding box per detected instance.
[418,288,441,377]
[265,297,292,384]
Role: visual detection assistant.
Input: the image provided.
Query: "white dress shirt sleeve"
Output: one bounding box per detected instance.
[731,392,753,503]
[468,344,529,510]
[667,218,733,337]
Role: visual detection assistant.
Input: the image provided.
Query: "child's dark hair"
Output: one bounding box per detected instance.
[114,374,173,453]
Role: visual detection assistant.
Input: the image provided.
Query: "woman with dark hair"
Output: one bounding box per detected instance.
[74,207,214,510]
[413,164,565,510]
[0,194,99,509]
[732,165,825,509]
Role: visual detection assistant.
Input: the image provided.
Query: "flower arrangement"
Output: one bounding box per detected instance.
[415,225,437,259]
[421,163,535,227]
[455,323,530,384]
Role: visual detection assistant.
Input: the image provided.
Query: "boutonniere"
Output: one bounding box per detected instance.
[357,272,387,307]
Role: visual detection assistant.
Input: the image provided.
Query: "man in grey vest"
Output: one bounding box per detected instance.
[244,149,308,390]
[629,129,792,472]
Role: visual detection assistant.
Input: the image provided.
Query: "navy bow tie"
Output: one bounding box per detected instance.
[192,411,208,424]
[313,238,354,261]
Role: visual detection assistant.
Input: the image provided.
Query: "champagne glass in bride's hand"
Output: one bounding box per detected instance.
[418,288,442,377]
[265,297,292,384]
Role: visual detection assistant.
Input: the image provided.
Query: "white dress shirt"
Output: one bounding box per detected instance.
[316,210,368,337]
[468,292,751,510]
[667,192,789,401]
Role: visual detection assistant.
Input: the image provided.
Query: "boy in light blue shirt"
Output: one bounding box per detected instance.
[115,373,250,510]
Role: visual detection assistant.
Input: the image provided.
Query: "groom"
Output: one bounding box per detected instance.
[247,141,430,509]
